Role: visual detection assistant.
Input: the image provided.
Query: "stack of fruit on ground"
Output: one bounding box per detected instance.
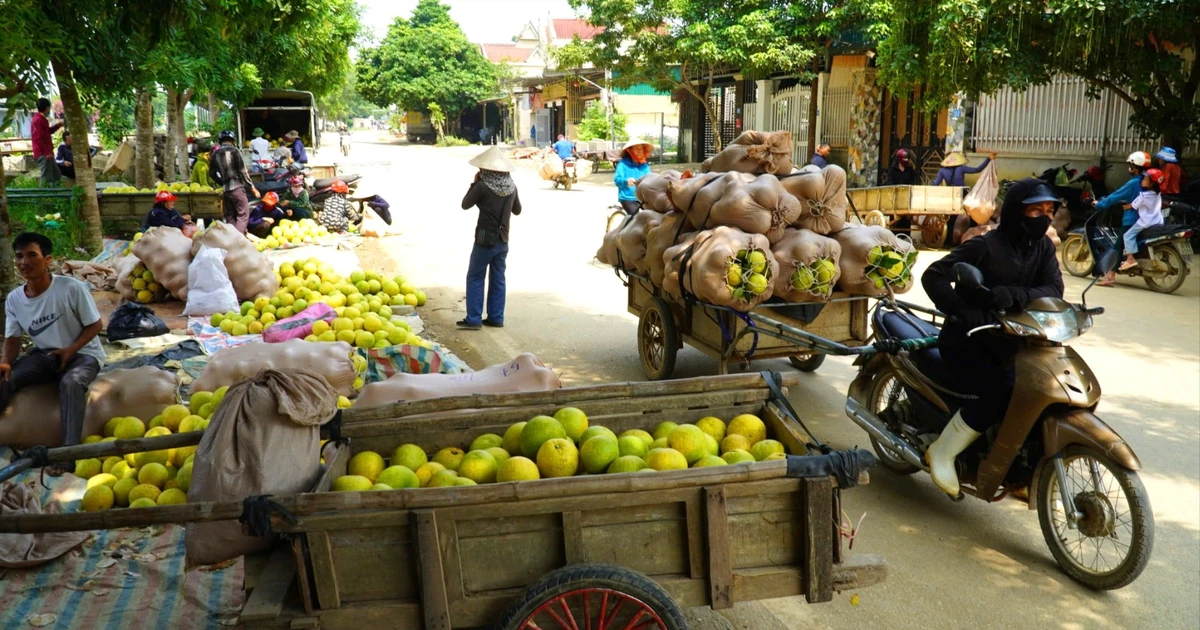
[596,129,917,307]
[331,408,790,491]
[75,387,229,512]
[255,219,334,251]
[103,181,219,194]
[127,261,170,303]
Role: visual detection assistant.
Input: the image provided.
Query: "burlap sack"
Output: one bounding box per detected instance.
[636,170,684,213]
[614,210,664,274]
[132,227,192,301]
[355,353,560,408]
[191,339,357,396]
[114,254,140,302]
[688,174,802,244]
[596,216,630,268]
[771,229,843,303]
[186,369,337,567]
[701,131,793,175]
[779,165,850,234]
[676,226,779,311]
[646,212,689,286]
[538,154,564,180]
[684,172,754,225]
[661,232,701,300]
[191,221,279,300]
[666,172,722,214]
[0,484,88,568]
[961,223,996,243]
[834,225,917,296]
[0,366,180,448]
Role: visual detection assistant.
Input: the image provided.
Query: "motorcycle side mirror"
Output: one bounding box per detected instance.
[952,263,985,289]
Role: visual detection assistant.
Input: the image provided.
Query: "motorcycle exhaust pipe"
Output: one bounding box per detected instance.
[844,397,929,471]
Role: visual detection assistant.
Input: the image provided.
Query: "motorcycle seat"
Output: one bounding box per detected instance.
[312,174,361,189]
[873,310,942,366]
[1137,224,1185,247]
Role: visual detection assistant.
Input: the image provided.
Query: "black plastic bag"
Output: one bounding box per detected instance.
[107,303,169,342]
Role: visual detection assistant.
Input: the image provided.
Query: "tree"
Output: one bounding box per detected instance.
[356,0,495,127]
[569,0,821,152]
[320,72,376,123]
[870,0,1200,146]
[577,101,628,142]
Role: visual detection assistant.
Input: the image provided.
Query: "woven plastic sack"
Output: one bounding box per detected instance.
[778,165,850,234]
[263,302,337,343]
[186,369,337,567]
[132,227,192,300]
[963,161,999,225]
[614,210,664,274]
[834,225,917,296]
[182,246,239,317]
[772,229,843,303]
[538,154,564,180]
[0,366,179,448]
[700,131,793,175]
[355,353,560,408]
[687,173,802,244]
[190,338,357,396]
[636,170,685,213]
[675,226,779,311]
[191,221,279,300]
[113,254,141,302]
[646,212,689,287]
[596,214,634,268]
[666,172,722,214]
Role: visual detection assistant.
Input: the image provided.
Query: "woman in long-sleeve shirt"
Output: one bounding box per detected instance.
[933,151,995,187]
[458,147,522,330]
[614,138,654,215]
[279,175,313,220]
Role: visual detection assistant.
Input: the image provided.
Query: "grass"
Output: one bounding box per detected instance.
[6,187,86,258]
[436,135,473,147]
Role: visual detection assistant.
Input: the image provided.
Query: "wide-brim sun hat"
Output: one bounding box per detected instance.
[1156,147,1178,163]
[284,130,300,140]
[469,146,514,173]
[621,137,654,157]
[941,152,968,167]
[252,127,264,137]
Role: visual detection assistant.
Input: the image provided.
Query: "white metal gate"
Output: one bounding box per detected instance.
[769,84,811,165]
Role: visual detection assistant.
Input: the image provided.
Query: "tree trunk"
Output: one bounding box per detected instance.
[135,87,155,189]
[701,71,723,154]
[52,59,102,256]
[163,88,179,182]
[207,92,220,126]
[174,89,191,181]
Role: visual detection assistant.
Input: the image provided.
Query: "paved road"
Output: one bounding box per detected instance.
[336,134,1200,629]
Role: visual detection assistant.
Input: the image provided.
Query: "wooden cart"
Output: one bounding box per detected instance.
[847,185,963,248]
[627,273,869,380]
[97,191,225,223]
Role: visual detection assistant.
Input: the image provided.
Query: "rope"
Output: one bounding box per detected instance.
[14,445,51,469]
[761,370,829,453]
[239,495,298,538]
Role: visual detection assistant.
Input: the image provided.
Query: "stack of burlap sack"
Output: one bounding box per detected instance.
[596,130,918,310]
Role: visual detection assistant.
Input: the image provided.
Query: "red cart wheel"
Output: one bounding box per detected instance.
[496,564,686,630]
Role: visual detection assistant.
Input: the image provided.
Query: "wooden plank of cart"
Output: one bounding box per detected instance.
[0,373,886,630]
[626,271,870,380]
[847,184,964,248]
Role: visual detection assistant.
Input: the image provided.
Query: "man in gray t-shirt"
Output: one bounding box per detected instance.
[2,233,105,465]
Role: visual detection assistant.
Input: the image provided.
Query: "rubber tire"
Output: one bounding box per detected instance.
[1035,446,1154,591]
[1143,245,1188,294]
[866,369,920,475]
[789,353,826,372]
[493,564,687,630]
[564,179,573,191]
[1060,234,1094,277]
[638,297,678,381]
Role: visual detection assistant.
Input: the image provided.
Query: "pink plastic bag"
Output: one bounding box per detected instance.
[263,302,336,343]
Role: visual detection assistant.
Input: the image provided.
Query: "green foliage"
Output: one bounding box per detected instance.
[577,102,628,142]
[435,135,472,147]
[7,189,85,257]
[428,102,446,141]
[91,92,136,149]
[356,0,496,120]
[388,112,406,134]
[320,72,376,122]
[871,0,1200,144]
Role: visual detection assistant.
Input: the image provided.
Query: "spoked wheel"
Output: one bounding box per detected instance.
[919,215,948,249]
[638,297,678,380]
[1143,245,1188,294]
[1036,446,1154,590]
[789,353,826,372]
[1060,235,1094,277]
[496,564,687,630]
[866,369,920,475]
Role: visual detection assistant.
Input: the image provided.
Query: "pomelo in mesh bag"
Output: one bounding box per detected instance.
[834,224,917,296]
[613,210,664,274]
[778,165,849,235]
[132,227,193,300]
[635,169,685,212]
[672,226,779,311]
[685,173,801,244]
[771,228,842,302]
[700,130,794,175]
[191,221,279,300]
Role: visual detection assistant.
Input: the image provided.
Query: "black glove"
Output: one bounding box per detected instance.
[957,307,994,329]
[991,285,1015,311]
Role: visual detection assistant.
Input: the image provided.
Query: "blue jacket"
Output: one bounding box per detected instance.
[1094,174,1143,226]
[614,158,651,202]
[552,139,574,160]
[933,157,991,187]
[291,139,308,164]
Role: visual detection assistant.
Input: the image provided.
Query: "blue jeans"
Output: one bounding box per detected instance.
[1122,224,1145,256]
[465,242,508,325]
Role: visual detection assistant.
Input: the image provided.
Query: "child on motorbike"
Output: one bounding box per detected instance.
[1117,169,1165,272]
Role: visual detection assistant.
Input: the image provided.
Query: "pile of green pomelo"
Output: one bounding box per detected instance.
[332,408,789,491]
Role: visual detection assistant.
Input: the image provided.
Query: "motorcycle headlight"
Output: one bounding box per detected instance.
[1028,310,1081,342]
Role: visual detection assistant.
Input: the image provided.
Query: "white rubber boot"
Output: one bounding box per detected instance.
[925,412,981,497]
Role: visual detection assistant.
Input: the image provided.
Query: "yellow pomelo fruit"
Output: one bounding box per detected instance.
[607,455,648,474]
[81,485,115,512]
[619,429,654,447]
[578,426,617,445]
[703,434,719,457]
[390,444,427,471]
[667,425,708,464]
[130,498,158,509]
[128,484,161,504]
[161,404,190,431]
[650,437,669,450]
[722,449,756,465]
[134,448,170,469]
[750,439,786,461]
[645,448,688,471]
[157,488,187,505]
[138,463,170,488]
[376,465,420,489]
[113,477,138,506]
[652,422,678,441]
[354,330,375,349]
[469,433,504,452]
[432,447,465,471]
[726,264,743,287]
[746,273,768,295]
[332,475,373,492]
[695,417,726,442]
[113,417,146,439]
[83,435,103,444]
[415,462,446,487]
[198,403,214,418]
[552,407,589,442]
[148,415,164,429]
[176,461,193,492]
[748,250,767,274]
[319,331,338,342]
[453,477,476,486]
[617,435,649,459]
[311,320,331,336]
[720,434,752,454]
[426,470,460,487]
[536,438,579,478]
[87,473,119,490]
[370,483,392,491]
[336,330,356,344]
[727,414,767,444]
[179,415,206,432]
[110,461,136,480]
[497,456,540,482]
[348,451,386,482]
[520,416,567,458]
[172,445,197,468]
[693,455,728,467]
[500,422,526,455]
[792,266,815,290]
[101,456,122,474]
[579,435,619,474]
[103,417,122,437]
[485,447,511,466]
[766,452,787,461]
[457,450,498,484]
[75,458,102,479]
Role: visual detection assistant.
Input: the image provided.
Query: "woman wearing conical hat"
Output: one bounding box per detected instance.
[933,150,996,187]
[614,138,654,215]
[458,146,522,330]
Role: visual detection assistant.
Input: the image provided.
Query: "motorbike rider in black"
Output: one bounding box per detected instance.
[920,177,1065,496]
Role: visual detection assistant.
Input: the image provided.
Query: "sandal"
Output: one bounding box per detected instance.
[1118,260,1138,271]
[1097,279,1116,287]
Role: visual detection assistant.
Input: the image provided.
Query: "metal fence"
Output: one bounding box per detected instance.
[769,84,811,165]
[820,86,852,148]
[970,74,1199,157]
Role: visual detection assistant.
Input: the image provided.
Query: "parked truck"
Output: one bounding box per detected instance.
[238,89,320,150]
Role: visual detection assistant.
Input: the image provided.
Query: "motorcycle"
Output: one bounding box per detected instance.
[844,258,1153,590]
[310,174,362,213]
[1059,205,1194,293]
[552,158,578,191]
